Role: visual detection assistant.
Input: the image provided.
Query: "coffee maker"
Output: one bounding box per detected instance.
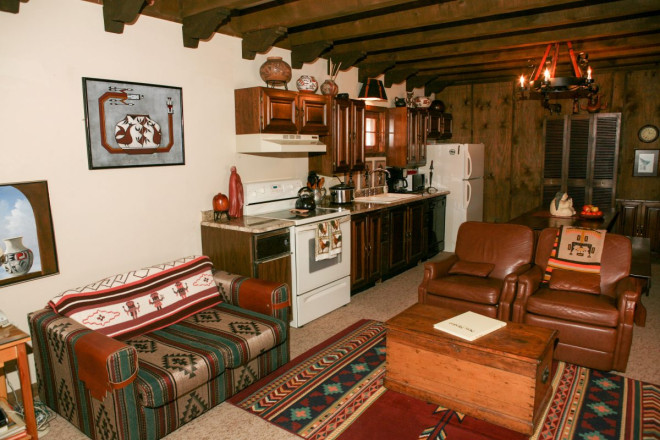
[386,167,408,193]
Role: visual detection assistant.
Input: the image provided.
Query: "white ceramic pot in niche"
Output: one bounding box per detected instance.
[2,236,34,276]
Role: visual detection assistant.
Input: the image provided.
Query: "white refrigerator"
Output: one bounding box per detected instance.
[421,143,484,252]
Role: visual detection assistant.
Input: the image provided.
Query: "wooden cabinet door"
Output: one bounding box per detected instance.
[407,202,426,262]
[260,88,298,133]
[367,212,382,282]
[388,205,408,273]
[365,106,386,155]
[428,111,453,140]
[351,100,366,171]
[333,98,352,172]
[642,202,660,252]
[297,93,330,135]
[255,255,292,288]
[616,200,642,236]
[351,214,368,289]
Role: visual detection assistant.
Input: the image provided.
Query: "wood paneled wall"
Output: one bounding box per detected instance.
[435,67,660,222]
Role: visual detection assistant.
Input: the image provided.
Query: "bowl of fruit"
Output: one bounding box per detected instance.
[580,204,604,219]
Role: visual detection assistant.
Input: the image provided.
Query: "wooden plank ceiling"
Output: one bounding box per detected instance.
[6,0,659,94]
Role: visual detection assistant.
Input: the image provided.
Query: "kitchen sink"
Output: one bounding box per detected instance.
[353,193,422,204]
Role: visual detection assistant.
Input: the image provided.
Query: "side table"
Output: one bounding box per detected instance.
[0,325,37,440]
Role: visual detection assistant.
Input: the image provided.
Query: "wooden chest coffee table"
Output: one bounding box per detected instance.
[384,303,557,435]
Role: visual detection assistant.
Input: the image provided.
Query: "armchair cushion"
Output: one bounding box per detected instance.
[547,269,601,295]
[426,276,503,305]
[49,256,222,338]
[448,261,494,278]
[526,288,619,328]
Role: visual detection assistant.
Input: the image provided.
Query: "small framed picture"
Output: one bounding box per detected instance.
[82,77,185,170]
[633,149,659,177]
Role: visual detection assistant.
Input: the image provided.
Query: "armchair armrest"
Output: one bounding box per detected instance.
[499,263,532,320]
[28,308,138,402]
[418,255,458,302]
[512,265,543,322]
[615,276,642,325]
[214,271,291,323]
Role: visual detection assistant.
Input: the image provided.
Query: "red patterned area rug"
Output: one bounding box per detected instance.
[229,320,659,440]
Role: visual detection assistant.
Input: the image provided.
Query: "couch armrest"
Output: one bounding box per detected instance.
[214,271,291,323]
[28,308,138,402]
[75,331,138,400]
[512,265,543,322]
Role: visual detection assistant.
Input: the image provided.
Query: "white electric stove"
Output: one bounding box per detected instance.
[244,179,351,327]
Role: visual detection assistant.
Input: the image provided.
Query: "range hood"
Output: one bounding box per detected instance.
[236,133,327,153]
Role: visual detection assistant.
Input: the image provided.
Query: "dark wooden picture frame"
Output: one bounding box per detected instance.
[0,181,59,287]
[83,77,185,170]
[633,149,659,177]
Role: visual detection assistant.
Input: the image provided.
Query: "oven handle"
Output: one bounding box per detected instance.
[294,215,351,233]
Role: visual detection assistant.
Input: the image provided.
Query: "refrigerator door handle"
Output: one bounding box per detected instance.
[466,152,472,179]
[465,180,472,207]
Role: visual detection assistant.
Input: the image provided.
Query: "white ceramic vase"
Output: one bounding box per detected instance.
[2,237,34,276]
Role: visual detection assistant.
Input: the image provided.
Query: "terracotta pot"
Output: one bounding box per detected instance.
[296,75,318,93]
[320,79,339,96]
[212,193,229,211]
[259,57,292,87]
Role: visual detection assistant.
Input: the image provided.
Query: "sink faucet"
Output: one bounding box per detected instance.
[371,167,390,187]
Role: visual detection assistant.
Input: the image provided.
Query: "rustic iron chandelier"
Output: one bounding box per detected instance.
[517,41,597,114]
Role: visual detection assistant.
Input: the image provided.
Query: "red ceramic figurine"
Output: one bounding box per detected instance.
[228,166,244,218]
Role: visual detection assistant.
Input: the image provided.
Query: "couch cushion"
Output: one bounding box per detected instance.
[426,275,503,305]
[125,303,287,408]
[548,268,601,294]
[448,260,494,277]
[526,288,619,328]
[49,256,222,338]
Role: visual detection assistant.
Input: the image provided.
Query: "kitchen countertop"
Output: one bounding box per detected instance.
[200,189,450,233]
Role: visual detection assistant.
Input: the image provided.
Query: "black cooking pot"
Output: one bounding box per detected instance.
[296,187,316,210]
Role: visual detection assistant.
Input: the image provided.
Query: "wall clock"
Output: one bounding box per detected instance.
[638,124,659,143]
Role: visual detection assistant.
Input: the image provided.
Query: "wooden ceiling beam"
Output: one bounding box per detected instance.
[218,0,418,36]
[241,26,287,59]
[291,41,332,69]
[285,0,591,47]
[384,67,418,87]
[406,74,439,92]
[362,16,660,64]
[356,61,396,83]
[181,7,230,48]
[328,51,367,71]
[0,0,24,13]
[330,0,660,55]
[102,0,148,34]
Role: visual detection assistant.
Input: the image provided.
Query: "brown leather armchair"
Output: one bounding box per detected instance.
[512,228,641,372]
[418,221,535,320]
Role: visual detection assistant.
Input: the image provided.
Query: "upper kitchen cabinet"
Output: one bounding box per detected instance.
[427,111,453,140]
[235,87,330,135]
[364,105,387,155]
[309,97,366,174]
[386,107,428,168]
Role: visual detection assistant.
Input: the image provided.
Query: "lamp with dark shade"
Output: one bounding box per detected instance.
[358,78,388,101]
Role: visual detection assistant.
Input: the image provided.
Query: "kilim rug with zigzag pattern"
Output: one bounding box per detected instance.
[229,320,659,440]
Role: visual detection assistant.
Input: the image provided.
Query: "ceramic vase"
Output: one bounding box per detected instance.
[413,96,431,108]
[296,75,318,93]
[259,56,292,88]
[320,79,339,96]
[2,237,33,276]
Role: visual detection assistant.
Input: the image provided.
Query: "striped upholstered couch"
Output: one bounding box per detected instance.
[28,256,290,440]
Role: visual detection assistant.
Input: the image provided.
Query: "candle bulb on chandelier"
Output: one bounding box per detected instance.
[544,68,550,82]
[587,66,592,81]
[519,75,525,88]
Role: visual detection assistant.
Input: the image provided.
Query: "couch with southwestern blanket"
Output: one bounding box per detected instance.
[28,255,290,439]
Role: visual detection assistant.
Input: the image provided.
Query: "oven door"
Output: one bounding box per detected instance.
[293,215,351,295]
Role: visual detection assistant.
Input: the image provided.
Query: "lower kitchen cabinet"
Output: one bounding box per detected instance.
[385,201,425,277]
[201,226,292,288]
[615,199,660,253]
[351,211,382,292]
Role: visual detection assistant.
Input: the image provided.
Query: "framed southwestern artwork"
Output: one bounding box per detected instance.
[0,181,59,287]
[632,149,659,177]
[83,78,185,169]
